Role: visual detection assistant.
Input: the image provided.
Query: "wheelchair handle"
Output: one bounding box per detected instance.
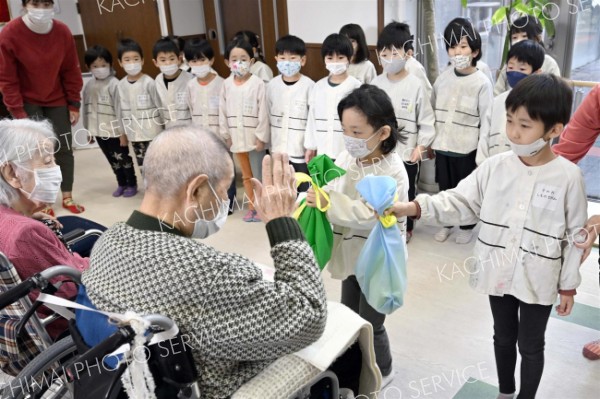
[0,279,37,309]
[143,314,176,332]
[39,265,82,284]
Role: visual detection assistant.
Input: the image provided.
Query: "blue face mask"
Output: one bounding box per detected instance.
[276,60,301,77]
[507,71,529,88]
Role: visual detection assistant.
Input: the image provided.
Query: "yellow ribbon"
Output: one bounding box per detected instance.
[293,172,331,219]
[378,194,399,228]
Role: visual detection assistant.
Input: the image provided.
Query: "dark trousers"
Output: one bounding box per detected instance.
[341,275,392,376]
[291,161,310,192]
[228,162,237,213]
[489,295,552,399]
[23,104,74,192]
[404,161,420,232]
[96,137,137,188]
[131,141,151,167]
[435,150,477,230]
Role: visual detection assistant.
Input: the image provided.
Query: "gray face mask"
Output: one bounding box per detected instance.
[191,196,230,239]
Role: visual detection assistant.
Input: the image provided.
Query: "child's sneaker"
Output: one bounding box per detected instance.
[243,210,255,222]
[62,198,85,214]
[583,339,600,360]
[455,229,474,244]
[123,186,138,198]
[251,210,261,222]
[112,186,126,197]
[434,227,452,242]
[406,230,413,243]
[40,206,55,217]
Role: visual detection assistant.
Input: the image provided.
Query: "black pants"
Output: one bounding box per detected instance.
[404,161,420,232]
[341,275,392,376]
[23,104,74,192]
[131,141,151,167]
[435,150,477,230]
[489,295,552,399]
[96,137,137,188]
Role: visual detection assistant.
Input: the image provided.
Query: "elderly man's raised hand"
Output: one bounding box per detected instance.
[251,153,297,224]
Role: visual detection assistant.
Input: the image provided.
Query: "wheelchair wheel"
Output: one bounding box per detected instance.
[2,336,78,399]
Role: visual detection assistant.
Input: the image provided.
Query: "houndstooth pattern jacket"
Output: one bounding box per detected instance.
[82,216,327,398]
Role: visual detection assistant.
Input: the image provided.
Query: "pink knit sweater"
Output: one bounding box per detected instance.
[0,205,88,338]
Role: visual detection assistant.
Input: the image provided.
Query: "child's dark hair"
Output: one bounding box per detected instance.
[338,84,405,155]
[117,38,143,60]
[22,0,53,5]
[443,17,482,66]
[321,33,354,60]
[339,24,369,64]
[152,37,180,59]
[510,16,544,47]
[224,38,253,60]
[275,35,306,57]
[184,38,214,62]
[84,45,113,68]
[505,74,572,132]
[234,30,264,62]
[377,21,413,52]
[507,40,545,72]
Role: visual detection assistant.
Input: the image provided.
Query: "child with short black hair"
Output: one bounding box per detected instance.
[372,22,436,242]
[307,84,408,387]
[185,38,223,130]
[115,38,163,170]
[387,73,587,399]
[476,40,545,165]
[494,15,560,95]
[153,36,193,128]
[304,33,361,161]
[339,23,376,84]
[267,35,314,187]
[234,30,273,83]
[430,17,493,244]
[83,45,137,197]
[219,38,270,222]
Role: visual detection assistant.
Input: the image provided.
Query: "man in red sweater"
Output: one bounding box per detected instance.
[553,84,600,361]
[0,0,84,215]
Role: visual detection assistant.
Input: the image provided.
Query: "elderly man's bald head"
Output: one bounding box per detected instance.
[143,127,233,198]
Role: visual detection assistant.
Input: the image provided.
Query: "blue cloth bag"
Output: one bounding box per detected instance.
[355,175,407,315]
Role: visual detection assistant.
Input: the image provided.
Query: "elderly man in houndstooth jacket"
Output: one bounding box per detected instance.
[77,126,327,399]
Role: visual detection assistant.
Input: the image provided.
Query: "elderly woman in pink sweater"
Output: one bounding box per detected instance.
[0,118,88,339]
[553,84,600,360]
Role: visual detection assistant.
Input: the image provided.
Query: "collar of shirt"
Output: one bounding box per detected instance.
[126,210,186,237]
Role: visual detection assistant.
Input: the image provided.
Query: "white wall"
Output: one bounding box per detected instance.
[384,0,418,31]
[8,0,84,35]
[169,0,206,36]
[287,0,378,44]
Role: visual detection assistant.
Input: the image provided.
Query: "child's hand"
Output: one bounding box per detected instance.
[575,215,600,263]
[119,134,128,147]
[226,138,233,149]
[556,295,574,316]
[384,201,418,218]
[255,139,265,152]
[409,145,426,163]
[306,187,329,209]
[305,149,316,164]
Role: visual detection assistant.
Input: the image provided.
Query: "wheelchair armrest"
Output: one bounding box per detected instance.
[62,228,86,242]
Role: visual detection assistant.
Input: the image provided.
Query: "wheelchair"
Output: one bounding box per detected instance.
[0,263,352,399]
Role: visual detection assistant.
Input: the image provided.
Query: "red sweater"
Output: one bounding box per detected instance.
[0,18,83,119]
[0,205,89,338]
[553,85,600,163]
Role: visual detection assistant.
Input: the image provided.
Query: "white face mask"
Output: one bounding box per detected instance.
[91,67,110,80]
[191,195,230,239]
[381,57,407,75]
[343,130,381,159]
[19,165,62,204]
[277,60,302,77]
[27,8,55,25]
[509,137,549,157]
[450,54,471,70]
[326,62,348,76]
[123,62,142,76]
[191,65,211,78]
[159,64,180,76]
[230,60,250,78]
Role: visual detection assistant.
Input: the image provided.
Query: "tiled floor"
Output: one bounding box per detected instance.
[2,147,599,398]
